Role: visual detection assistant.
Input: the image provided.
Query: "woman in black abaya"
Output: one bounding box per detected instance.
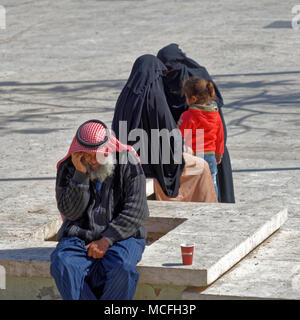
[112,54,217,202]
[112,54,184,197]
[157,43,235,203]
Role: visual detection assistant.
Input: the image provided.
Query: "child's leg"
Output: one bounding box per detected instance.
[204,154,219,200]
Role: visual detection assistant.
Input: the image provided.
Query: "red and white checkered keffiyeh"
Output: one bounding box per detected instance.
[56,120,140,169]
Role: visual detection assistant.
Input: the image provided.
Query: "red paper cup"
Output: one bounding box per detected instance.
[180,243,195,265]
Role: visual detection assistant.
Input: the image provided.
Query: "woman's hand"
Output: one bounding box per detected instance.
[184,144,194,155]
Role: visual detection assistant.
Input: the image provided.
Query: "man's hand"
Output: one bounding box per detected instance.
[86,237,110,259]
[71,152,87,174]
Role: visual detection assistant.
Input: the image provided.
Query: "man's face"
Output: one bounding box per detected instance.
[82,152,102,169]
[81,151,115,182]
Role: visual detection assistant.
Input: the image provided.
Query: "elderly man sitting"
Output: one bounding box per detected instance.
[50,119,149,300]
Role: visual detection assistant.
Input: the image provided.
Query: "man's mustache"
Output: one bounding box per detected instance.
[82,156,115,182]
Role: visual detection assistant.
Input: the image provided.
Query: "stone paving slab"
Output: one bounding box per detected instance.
[0,179,153,242]
[138,201,287,286]
[182,230,300,300]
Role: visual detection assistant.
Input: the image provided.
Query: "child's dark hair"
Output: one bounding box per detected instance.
[183,77,216,105]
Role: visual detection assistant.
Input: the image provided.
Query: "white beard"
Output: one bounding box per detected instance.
[84,154,116,182]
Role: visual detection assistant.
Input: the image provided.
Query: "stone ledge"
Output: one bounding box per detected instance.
[0,202,288,289]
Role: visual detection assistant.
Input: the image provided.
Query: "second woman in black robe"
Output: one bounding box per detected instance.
[157,43,235,203]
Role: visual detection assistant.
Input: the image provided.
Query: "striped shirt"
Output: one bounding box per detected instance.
[55,151,149,245]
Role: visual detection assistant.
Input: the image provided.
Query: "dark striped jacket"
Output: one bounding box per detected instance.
[55,151,149,245]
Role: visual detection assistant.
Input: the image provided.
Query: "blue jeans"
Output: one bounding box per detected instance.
[50,236,146,300]
[204,154,219,200]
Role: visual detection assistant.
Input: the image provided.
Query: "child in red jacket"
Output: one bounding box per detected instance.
[178,77,224,199]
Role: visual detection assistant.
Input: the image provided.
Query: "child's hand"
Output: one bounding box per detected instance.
[216,155,222,165]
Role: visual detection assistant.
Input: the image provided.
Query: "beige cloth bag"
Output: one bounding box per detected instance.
[154,152,218,202]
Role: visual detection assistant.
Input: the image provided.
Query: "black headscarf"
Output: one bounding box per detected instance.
[157,43,224,122]
[112,54,185,198]
[157,44,235,203]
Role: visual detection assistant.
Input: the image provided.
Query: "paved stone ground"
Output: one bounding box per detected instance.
[0,0,299,298]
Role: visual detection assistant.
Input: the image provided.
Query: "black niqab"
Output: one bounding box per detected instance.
[157,43,224,122]
[112,54,185,198]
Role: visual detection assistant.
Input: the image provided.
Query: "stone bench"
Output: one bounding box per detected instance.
[0,178,287,299]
